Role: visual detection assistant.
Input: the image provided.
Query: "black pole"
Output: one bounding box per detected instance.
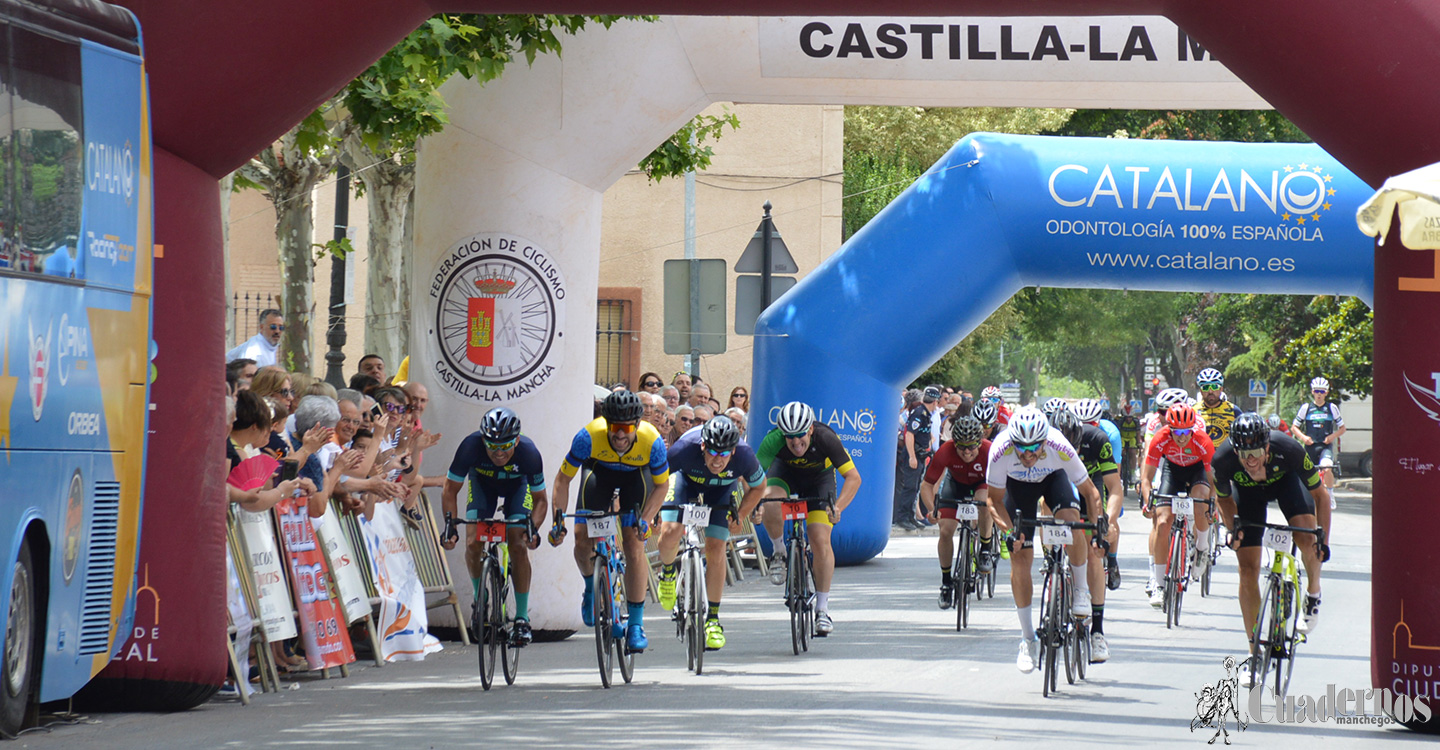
[760,200,773,310]
[323,165,350,388]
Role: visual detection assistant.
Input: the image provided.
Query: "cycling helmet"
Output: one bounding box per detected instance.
[1047,407,1083,447]
[1073,398,1104,423]
[1155,388,1189,409]
[981,385,1002,401]
[1041,397,1069,417]
[601,390,644,423]
[480,407,522,442]
[701,415,741,452]
[1266,414,1282,429]
[1231,412,1270,450]
[1196,367,1224,388]
[1166,404,1198,430]
[1310,376,1330,391]
[951,415,984,445]
[775,401,815,436]
[971,399,997,427]
[1008,407,1050,445]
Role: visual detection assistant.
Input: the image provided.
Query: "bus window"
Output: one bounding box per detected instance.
[11,27,82,280]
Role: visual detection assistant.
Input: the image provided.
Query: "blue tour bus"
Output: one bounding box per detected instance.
[0,0,150,733]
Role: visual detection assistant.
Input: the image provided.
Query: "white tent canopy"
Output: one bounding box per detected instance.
[1357,161,1440,249]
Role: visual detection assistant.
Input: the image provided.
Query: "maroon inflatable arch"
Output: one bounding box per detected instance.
[82,0,1440,719]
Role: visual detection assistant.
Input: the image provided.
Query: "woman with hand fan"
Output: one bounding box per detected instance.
[227,391,314,511]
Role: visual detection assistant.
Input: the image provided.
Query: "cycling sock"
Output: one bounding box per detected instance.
[1151,563,1166,582]
[816,592,830,612]
[769,535,785,554]
[1072,561,1090,600]
[471,577,480,601]
[1107,552,1118,569]
[1092,604,1104,634]
[515,592,529,620]
[661,562,678,579]
[583,574,594,599]
[941,566,953,587]
[708,601,720,620]
[1017,605,1035,641]
[980,535,992,546]
[1196,527,1211,553]
[627,600,645,627]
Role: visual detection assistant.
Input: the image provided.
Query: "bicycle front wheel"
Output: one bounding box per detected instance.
[787,538,804,655]
[499,563,519,686]
[1251,574,1281,693]
[1039,564,1058,697]
[593,562,614,689]
[956,527,973,631]
[478,557,500,690]
[1273,581,1298,699]
[691,552,707,675]
[1166,526,1186,628]
[616,568,635,684]
[1061,571,1076,686]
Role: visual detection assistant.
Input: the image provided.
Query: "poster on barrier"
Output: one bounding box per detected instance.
[362,502,443,662]
[276,496,356,670]
[234,508,297,641]
[313,507,372,624]
[224,545,257,697]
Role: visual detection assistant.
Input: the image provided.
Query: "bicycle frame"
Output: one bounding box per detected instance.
[671,503,712,674]
[1152,493,1211,628]
[1242,521,1322,699]
[568,509,637,688]
[1021,516,1099,698]
[948,498,987,630]
[762,495,830,655]
[443,513,533,690]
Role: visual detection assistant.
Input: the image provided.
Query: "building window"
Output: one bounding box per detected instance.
[595,298,631,388]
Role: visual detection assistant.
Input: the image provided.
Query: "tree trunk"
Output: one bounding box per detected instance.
[345,142,414,371]
[276,186,316,373]
[399,188,414,360]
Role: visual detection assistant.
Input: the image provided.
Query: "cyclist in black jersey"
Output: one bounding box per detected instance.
[1291,376,1346,492]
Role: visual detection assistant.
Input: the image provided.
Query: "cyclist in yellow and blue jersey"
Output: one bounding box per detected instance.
[1196,368,1243,448]
[549,390,669,652]
[755,402,863,637]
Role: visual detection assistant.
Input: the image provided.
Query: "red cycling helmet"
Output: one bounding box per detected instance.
[1166,404,1197,430]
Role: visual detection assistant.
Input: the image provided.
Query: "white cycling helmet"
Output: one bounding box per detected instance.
[1041,397,1069,417]
[1073,398,1104,423]
[1196,368,1224,388]
[1310,376,1330,391]
[775,401,815,436]
[1008,407,1050,445]
[971,399,997,426]
[1156,388,1189,408]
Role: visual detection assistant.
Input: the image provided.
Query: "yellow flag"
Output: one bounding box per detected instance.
[393,355,410,386]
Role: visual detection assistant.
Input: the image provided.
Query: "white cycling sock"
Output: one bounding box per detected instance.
[1196,528,1211,554]
[816,592,830,612]
[1072,561,1090,600]
[769,536,784,554]
[1152,563,1167,582]
[1017,605,1035,641]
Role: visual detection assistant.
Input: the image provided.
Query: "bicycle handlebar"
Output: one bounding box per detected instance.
[1237,520,1324,537]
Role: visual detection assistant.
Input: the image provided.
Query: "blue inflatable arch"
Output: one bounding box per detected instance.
[751,133,1374,565]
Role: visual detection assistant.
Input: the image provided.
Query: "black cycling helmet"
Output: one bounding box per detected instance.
[601,390,644,423]
[701,415,741,452]
[1047,407,1083,448]
[1230,412,1270,450]
[480,407,522,443]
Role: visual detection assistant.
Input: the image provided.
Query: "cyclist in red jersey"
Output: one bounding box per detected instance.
[1139,404,1217,609]
[918,416,993,609]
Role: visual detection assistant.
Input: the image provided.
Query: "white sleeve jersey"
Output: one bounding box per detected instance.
[986,424,1090,487]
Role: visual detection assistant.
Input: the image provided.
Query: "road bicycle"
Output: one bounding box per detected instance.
[1151,492,1212,628]
[762,495,830,655]
[947,498,989,630]
[1023,516,1100,698]
[443,512,535,690]
[562,503,641,688]
[1242,520,1323,699]
[670,502,717,674]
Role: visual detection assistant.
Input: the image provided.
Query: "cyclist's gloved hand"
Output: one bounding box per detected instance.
[636,517,653,542]
[1226,528,1242,550]
[1318,541,1331,563]
[1094,515,1110,541]
[547,510,568,547]
[526,519,542,550]
[441,512,459,548]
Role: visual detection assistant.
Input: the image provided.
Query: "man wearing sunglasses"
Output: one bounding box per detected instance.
[1139,404,1217,609]
[440,407,548,646]
[983,407,1105,675]
[225,308,284,368]
[550,390,670,652]
[1291,376,1346,492]
[755,401,863,637]
[654,416,766,651]
[1213,413,1329,686]
[918,416,993,610]
[1195,368,1243,447]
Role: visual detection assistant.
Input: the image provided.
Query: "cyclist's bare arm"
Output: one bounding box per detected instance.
[736,481,767,521]
[836,467,862,515]
[919,480,938,515]
[985,483,1009,532]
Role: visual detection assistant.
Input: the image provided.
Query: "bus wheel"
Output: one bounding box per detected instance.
[0,540,36,737]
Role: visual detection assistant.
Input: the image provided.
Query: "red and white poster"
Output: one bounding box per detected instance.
[276,496,356,670]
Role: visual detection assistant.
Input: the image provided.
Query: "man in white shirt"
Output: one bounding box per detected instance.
[226,308,284,367]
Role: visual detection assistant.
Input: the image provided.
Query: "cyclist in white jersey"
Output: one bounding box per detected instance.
[984,407,1106,674]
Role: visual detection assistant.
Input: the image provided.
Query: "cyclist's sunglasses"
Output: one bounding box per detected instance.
[783,430,809,439]
[704,447,733,458]
[1238,447,1267,460]
[608,421,638,434]
[485,438,518,452]
[1199,384,1222,391]
[1171,428,1192,437]
[1312,389,1328,394]
[1013,440,1043,454]
[956,441,981,451]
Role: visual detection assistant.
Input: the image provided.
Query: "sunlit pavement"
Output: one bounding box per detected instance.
[26,488,1432,749]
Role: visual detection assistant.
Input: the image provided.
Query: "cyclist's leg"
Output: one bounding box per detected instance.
[503,488,534,618]
[465,482,498,598]
[937,515,959,571]
[761,469,792,554]
[1005,480,1038,609]
[1233,493,1269,650]
[573,470,601,577]
[614,473,651,604]
[1276,472,1322,596]
[657,475,686,567]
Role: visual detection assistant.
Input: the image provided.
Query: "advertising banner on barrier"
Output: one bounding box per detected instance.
[234,508,296,641]
[276,496,356,670]
[362,502,442,662]
[313,508,372,625]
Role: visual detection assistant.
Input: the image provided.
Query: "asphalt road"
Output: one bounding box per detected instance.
[22,488,1434,749]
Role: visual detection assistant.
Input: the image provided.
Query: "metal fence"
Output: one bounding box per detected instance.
[595,299,632,388]
[229,291,281,348]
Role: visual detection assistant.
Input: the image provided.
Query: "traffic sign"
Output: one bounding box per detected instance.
[1248,379,1268,398]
